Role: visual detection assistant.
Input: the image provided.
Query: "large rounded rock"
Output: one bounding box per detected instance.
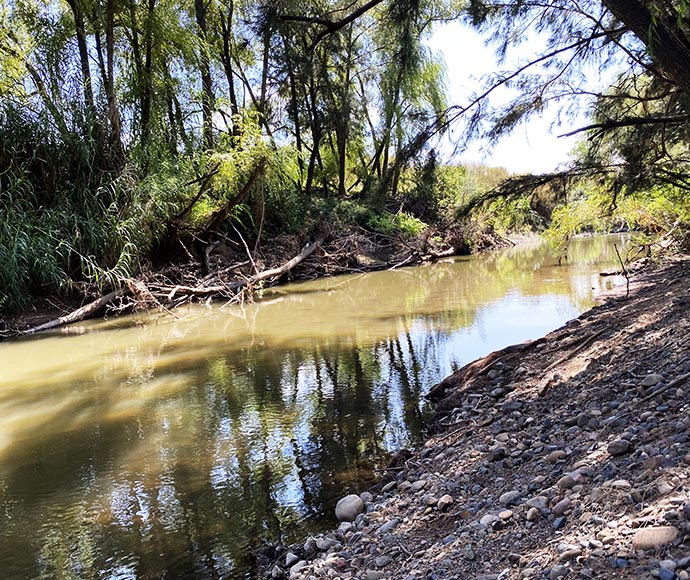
[335,494,365,522]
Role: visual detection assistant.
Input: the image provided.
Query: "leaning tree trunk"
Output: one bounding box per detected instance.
[603,0,690,98]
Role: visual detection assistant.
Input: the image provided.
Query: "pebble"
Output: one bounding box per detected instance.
[526,496,549,511]
[608,439,633,456]
[335,494,365,522]
[549,564,569,579]
[553,516,567,530]
[552,498,572,516]
[684,503,690,520]
[410,480,427,492]
[289,560,308,578]
[366,571,386,580]
[286,552,299,567]
[557,475,576,490]
[547,450,567,463]
[316,537,337,551]
[375,555,392,568]
[499,490,522,506]
[526,507,540,521]
[381,481,397,493]
[488,447,507,461]
[659,569,677,580]
[632,526,679,550]
[377,518,400,534]
[642,373,664,387]
[558,548,582,562]
[437,494,454,511]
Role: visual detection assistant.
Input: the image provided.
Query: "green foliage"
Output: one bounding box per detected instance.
[367,211,428,239]
[545,182,690,252]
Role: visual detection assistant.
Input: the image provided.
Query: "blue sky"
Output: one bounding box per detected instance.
[427,21,594,174]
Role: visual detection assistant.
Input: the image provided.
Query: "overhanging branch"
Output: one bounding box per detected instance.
[558,114,690,138]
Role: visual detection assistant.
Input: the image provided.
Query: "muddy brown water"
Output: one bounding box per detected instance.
[0,235,627,579]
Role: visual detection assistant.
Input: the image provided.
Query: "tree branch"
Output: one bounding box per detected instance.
[558,114,690,138]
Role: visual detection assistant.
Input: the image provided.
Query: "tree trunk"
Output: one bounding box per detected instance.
[66,0,96,120]
[195,0,215,149]
[219,0,240,120]
[141,0,157,145]
[106,0,124,160]
[603,0,690,97]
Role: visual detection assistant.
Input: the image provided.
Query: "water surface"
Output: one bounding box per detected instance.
[0,236,626,579]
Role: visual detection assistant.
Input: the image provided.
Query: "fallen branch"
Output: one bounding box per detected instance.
[23,288,130,335]
[543,327,607,373]
[244,233,326,285]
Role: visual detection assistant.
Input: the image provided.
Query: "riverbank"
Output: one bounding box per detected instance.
[1,224,511,338]
[260,255,690,580]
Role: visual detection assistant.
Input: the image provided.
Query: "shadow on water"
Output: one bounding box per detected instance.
[0,235,628,579]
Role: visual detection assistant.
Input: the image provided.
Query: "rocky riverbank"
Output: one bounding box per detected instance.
[260,255,690,580]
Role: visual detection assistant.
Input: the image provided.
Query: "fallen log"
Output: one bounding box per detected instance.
[244,233,326,286]
[24,288,130,335]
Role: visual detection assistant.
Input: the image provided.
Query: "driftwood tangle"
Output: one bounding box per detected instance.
[22,234,326,336]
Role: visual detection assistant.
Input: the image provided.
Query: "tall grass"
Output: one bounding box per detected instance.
[0,105,190,313]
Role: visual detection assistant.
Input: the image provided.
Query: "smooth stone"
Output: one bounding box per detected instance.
[553,516,567,530]
[632,526,679,550]
[552,498,572,516]
[549,564,570,579]
[488,447,507,461]
[659,569,677,580]
[272,565,284,578]
[377,518,400,534]
[608,439,633,456]
[375,555,392,568]
[410,479,427,492]
[382,481,397,493]
[303,537,318,557]
[285,552,300,567]
[289,561,308,578]
[642,374,664,387]
[360,491,374,503]
[438,494,454,511]
[526,496,549,511]
[316,537,336,551]
[335,494,365,522]
[526,507,540,521]
[557,475,576,490]
[499,490,522,506]
[366,571,386,580]
[498,509,514,520]
[464,544,476,560]
[423,495,438,506]
[558,548,583,562]
[547,450,567,463]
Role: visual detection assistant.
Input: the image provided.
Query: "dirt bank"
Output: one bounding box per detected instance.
[261,255,690,580]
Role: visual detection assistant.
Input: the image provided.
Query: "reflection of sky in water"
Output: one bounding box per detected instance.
[0,235,629,580]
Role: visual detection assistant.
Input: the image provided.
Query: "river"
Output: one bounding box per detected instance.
[0,235,627,579]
